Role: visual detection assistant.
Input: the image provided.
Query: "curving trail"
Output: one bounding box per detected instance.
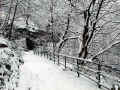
[16,51,100,90]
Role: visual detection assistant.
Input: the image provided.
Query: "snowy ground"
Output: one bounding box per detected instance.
[16,51,101,90]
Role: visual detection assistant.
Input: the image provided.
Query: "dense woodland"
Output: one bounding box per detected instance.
[0,0,120,64]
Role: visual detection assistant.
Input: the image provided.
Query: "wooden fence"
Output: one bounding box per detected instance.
[33,47,120,90]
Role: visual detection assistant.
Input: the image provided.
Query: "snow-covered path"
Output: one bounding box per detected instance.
[16,51,100,90]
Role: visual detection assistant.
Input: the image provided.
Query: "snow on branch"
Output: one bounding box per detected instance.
[64,36,82,40]
[91,40,120,60]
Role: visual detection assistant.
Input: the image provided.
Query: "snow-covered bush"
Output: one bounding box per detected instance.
[0,37,23,90]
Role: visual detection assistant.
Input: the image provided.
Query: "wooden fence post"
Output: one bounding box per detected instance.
[47,52,49,59]
[58,54,60,65]
[111,85,115,90]
[41,48,43,55]
[39,47,40,55]
[53,52,55,64]
[64,56,67,69]
[37,47,39,55]
[34,48,36,55]
[50,52,52,60]
[97,61,101,88]
[77,59,80,77]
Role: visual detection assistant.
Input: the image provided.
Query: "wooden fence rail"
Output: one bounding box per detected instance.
[33,47,120,90]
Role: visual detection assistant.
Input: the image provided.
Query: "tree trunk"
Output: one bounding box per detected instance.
[9,2,18,40]
[78,0,104,61]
